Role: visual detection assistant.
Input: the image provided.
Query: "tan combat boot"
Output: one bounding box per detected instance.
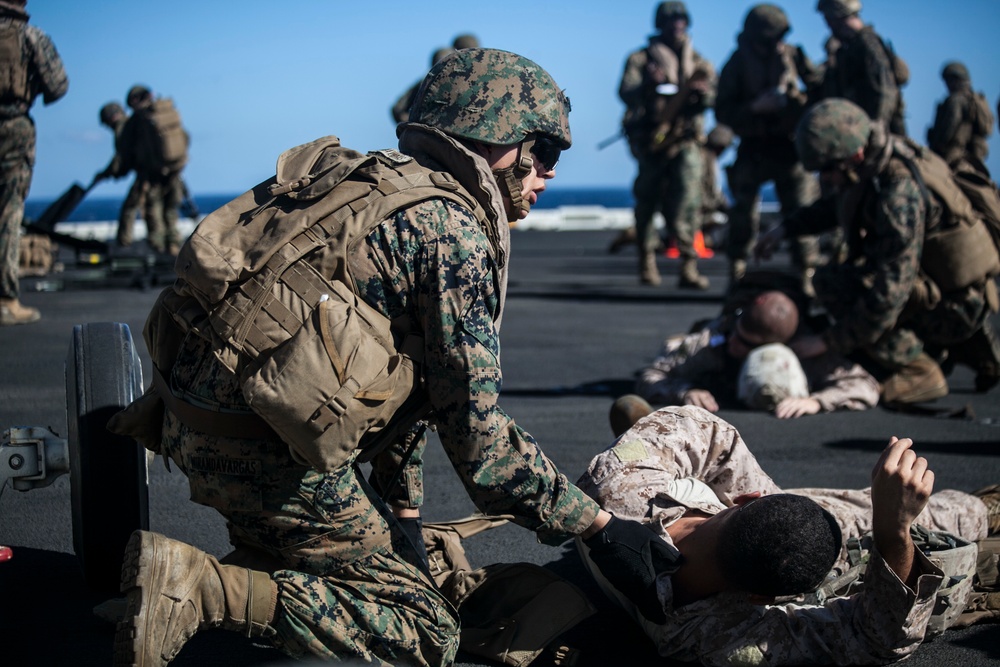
[0,297,40,326]
[609,394,654,437]
[640,250,661,286]
[114,531,277,667]
[678,258,709,290]
[880,352,949,404]
[974,485,1000,535]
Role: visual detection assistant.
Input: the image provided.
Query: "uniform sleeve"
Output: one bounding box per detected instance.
[619,50,647,108]
[411,202,599,544]
[657,550,943,666]
[25,26,68,105]
[635,328,720,405]
[823,174,924,356]
[857,33,897,127]
[802,354,881,412]
[714,54,752,134]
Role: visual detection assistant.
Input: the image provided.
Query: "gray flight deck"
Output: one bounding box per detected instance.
[1,229,998,665]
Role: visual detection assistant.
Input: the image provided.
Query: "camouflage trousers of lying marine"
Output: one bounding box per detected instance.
[161,338,459,666]
[814,262,994,370]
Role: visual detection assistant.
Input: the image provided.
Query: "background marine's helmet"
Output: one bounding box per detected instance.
[408,48,572,149]
[744,4,790,42]
[941,61,970,82]
[706,124,734,151]
[816,0,861,19]
[99,102,124,126]
[795,98,872,171]
[655,1,690,30]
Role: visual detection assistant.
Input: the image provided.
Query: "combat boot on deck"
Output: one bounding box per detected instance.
[640,250,661,286]
[0,297,40,326]
[678,259,709,290]
[880,352,949,404]
[114,531,277,667]
[609,394,654,437]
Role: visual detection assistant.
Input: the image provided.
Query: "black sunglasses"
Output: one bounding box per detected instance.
[530,135,562,172]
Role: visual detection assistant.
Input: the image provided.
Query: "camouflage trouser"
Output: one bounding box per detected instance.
[581,406,989,575]
[725,144,820,271]
[115,177,151,247]
[632,141,703,259]
[139,169,183,251]
[814,264,991,369]
[160,337,459,666]
[0,115,35,299]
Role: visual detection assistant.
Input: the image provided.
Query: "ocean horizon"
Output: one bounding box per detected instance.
[24,183,778,225]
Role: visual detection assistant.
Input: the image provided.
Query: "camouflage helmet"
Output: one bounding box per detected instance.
[744,4,790,41]
[816,0,861,18]
[941,61,970,82]
[99,102,125,126]
[655,1,690,30]
[706,124,734,151]
[795,98,871,171]
[408,48,572,149]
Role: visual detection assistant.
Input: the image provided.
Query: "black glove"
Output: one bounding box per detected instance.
[583,516,682,623]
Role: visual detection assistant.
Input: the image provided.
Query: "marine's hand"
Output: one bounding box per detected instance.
[750,89,787,114]
[755,224,785,261]
[583,515,682,623]
[774,396,821,419]
[870,437,934,586]
[683,389,719,412]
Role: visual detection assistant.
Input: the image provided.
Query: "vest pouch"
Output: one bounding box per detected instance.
[922,217,1000,292]
[241,281,421,472]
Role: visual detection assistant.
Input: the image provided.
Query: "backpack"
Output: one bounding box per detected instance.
[879,37,909,87]
[0,20,28,104]
[133,98,189,175]
[158,135,487,472]
[892,138,1000,292]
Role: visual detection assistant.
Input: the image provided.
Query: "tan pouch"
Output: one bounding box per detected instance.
[241,280,423,472]
[922,217,1000,292]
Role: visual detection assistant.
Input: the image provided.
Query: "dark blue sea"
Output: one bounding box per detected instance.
[24,184,774,223]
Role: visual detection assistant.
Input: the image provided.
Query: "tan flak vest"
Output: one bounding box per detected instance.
[113,135,489,472]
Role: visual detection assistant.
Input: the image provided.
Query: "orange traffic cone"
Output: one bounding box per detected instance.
[663,232,713,259]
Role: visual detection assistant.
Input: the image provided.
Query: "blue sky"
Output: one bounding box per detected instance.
[25,0,1000,200]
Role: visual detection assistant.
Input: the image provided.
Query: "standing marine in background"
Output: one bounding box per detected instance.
[93,102,153,248]
[391,47,454,124]
[698,124,732,248]
[0,0,66,326]
[926,61,994,172]
[716,4,823,295]
[125,84,189,255]
[619,1,715,288]
[817,0,908,135]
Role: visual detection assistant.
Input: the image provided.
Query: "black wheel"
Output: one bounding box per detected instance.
[66,322,149,594]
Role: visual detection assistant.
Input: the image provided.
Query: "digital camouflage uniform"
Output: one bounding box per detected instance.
[577,405,989,666]
[156,61,600,665]
[0,3,66,301]
[715,5,822,282]
[635,316,880,412]
[926,63,993,169]
[619,5,715,286]
[786,116,994,371]
[821,23,904,134]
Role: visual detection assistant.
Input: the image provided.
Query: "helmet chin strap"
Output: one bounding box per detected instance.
[492,138,536,222]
